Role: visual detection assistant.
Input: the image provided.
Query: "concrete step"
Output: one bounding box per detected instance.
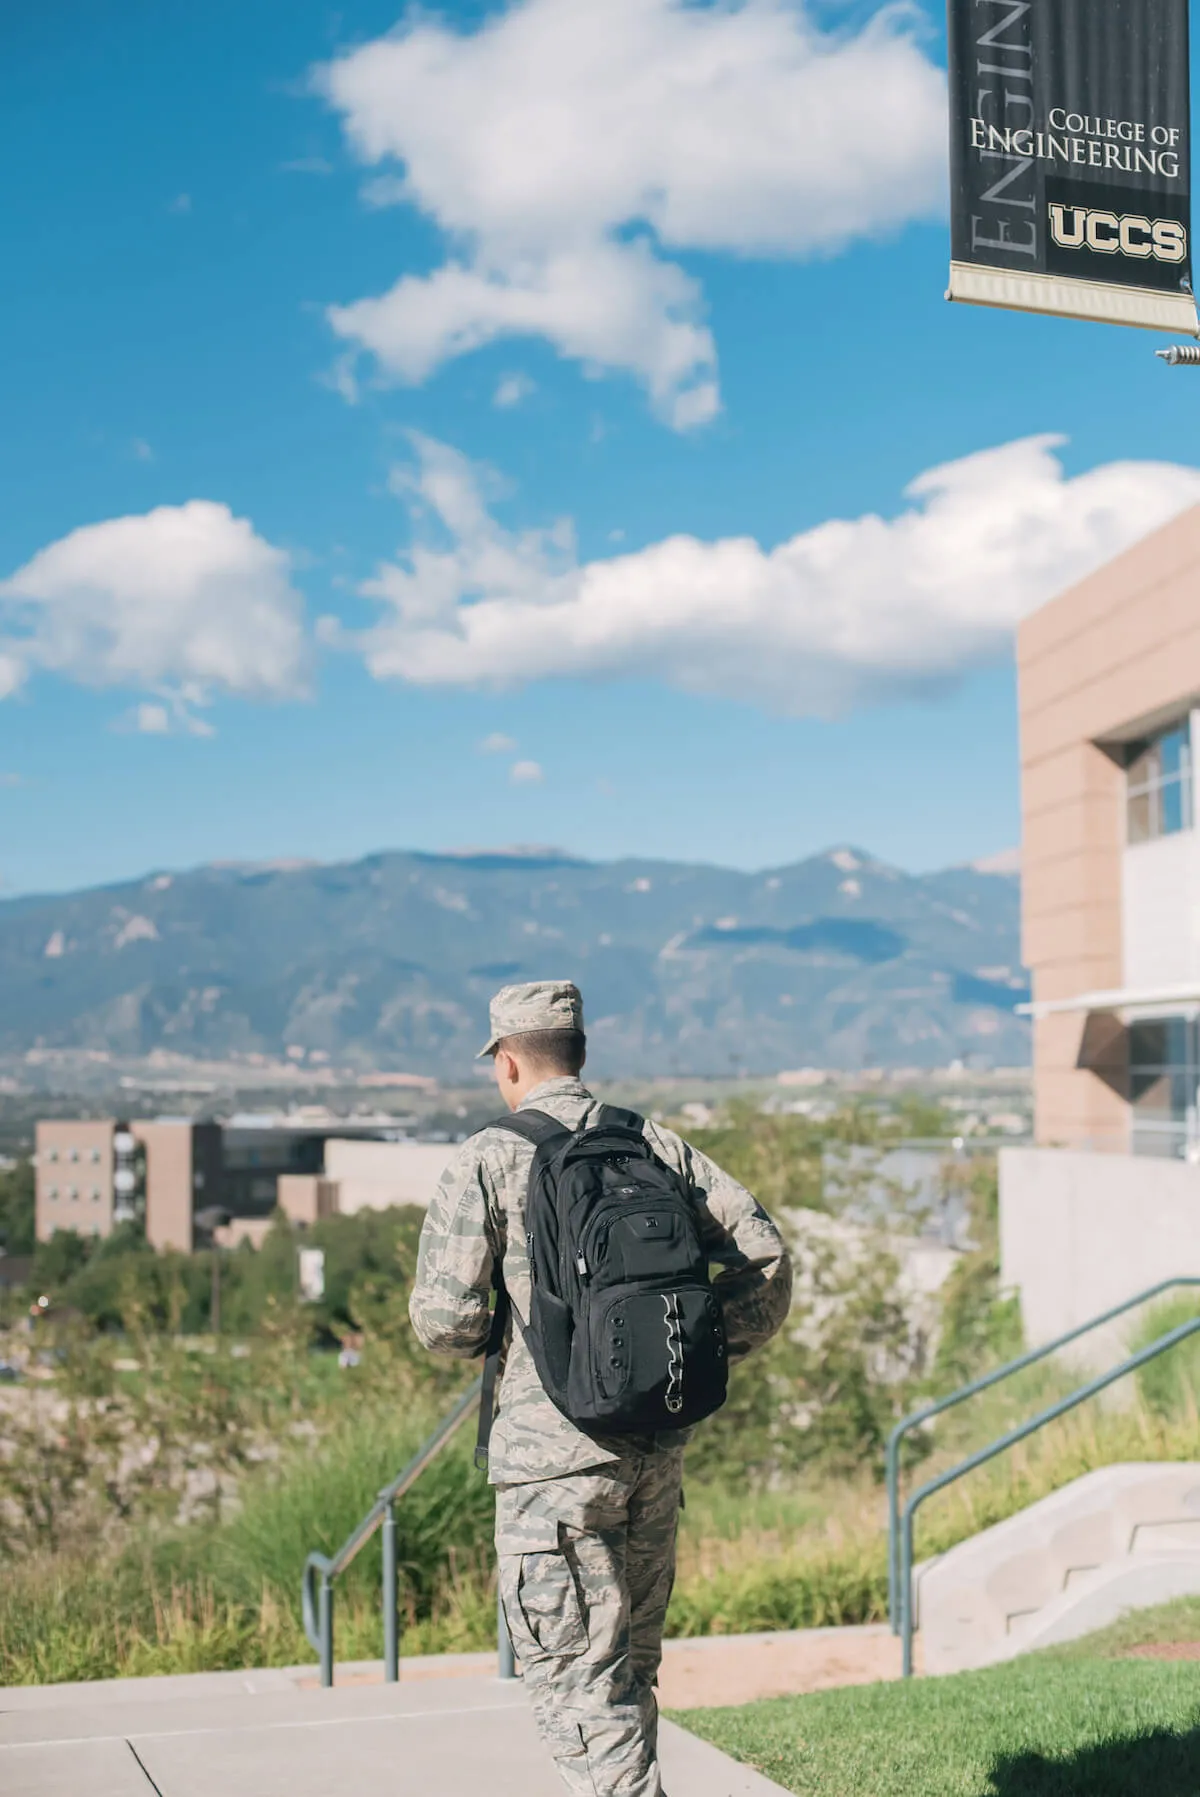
[0,1669,792,1797]
[1005,1553,1200,1658]
[915,1461,1200,1673]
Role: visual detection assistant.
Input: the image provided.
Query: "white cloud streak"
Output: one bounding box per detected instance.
[494,372,536,409]
[318,0,946,426]
[0,501,310,720]
[510,758,544,784]
[351,432,1200,716]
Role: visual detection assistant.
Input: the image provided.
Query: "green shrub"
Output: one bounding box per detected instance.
[178,1397,495,1618]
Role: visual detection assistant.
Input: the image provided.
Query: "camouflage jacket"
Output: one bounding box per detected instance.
[409,1077,793,1484]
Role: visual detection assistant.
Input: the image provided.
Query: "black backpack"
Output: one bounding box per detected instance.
[476,1105,727,1466]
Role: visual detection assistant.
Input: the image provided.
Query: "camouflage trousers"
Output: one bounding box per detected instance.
[495,1446,684,1797]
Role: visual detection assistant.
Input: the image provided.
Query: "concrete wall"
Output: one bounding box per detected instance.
[322,1138,455,1213]
[1122,819,1200,989]
[1018,504,1200,1152]
[35,1119,116,1241]
[999,1145,1200,1366]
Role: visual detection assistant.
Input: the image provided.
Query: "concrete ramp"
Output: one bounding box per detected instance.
[916,1461,1200,1673]
[0,1667,790,1797]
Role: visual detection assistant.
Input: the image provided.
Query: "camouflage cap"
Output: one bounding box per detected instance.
[478,980,585,1057]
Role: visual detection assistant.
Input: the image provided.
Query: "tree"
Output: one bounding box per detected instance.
[0,1158,35,1256]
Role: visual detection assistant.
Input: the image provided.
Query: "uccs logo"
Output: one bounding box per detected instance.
[1049,204,1187,265]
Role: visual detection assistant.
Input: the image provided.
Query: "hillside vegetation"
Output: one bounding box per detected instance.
[2,1105,1194,1686]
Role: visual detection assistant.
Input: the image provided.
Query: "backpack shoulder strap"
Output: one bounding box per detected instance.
[593,1104,645,1134]
[484,1108,572,1148]
[473,1109,569,1471]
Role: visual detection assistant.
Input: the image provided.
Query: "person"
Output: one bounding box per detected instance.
[410,980,792,1797]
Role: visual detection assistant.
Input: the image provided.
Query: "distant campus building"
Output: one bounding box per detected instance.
[1005,504,1200,1354]
[34,1116,454,1251]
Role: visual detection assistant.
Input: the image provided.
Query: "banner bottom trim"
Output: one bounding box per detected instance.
[946,263,1199,336]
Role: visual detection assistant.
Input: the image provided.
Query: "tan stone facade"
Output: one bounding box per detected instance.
[35,1119,118,1240]
[1019,504,1200,1150]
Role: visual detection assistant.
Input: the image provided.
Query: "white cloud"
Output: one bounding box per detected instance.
[136,703,171,735]
[168,192,192,215]
[350,432,1200,716]
[480,731,518,753]
[317,0,946,426]
[131,438,155,463]
[494,371,536,409]
[0,501,310,717]
[510,759,544,784]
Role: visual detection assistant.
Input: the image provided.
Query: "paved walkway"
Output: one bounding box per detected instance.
[0,1666,793,1797]
[0,1625,905,1794]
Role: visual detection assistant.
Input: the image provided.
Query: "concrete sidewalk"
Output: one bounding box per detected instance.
[0,1668,793,1797]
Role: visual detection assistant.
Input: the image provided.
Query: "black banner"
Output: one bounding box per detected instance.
[947,0,1196,333]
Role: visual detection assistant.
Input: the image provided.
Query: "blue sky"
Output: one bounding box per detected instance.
[3,0,1200,897]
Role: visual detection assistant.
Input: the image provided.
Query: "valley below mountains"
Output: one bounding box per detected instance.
[0,846,1029,1078]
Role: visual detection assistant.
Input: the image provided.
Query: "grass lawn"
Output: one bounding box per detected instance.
[682,1657,1200,1796]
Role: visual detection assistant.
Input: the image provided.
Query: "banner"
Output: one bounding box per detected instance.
[947,0,1197,334]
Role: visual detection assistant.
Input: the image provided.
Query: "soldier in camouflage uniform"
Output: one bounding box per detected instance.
[410,981,792,1797]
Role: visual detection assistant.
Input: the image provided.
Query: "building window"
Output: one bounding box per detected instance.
[1127,718,1193,844]
[1130,1016,1199,1158]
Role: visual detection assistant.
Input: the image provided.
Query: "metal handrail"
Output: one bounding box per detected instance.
[899,1312,1200,1676]
[885,1276,1200,1631]
[302,1375,515,1688]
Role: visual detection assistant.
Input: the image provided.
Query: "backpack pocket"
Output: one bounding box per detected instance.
[529,1286,574,1394]
[582,1281,728,1431]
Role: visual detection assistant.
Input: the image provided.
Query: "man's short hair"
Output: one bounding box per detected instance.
[495,1028,586,1075]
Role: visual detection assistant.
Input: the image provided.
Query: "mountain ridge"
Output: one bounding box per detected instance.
[0,844,1027,1077]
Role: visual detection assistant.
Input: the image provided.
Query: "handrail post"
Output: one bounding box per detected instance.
[383,1499,399,1683]
[319,1573,334,1689]
[900,1507,915,1679]
[497,1586,516,1681]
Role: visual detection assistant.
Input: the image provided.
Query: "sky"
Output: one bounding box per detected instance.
[3,0,1200,897]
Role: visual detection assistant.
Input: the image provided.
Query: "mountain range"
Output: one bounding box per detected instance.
[0,846,1028,1077]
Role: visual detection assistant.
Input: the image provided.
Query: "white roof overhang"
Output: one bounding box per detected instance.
[1019,982,1200,1023]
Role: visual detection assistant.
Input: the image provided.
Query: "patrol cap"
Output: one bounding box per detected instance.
[478,980,585,1057]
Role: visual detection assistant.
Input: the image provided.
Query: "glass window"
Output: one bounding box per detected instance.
[1130,1015,1200,1157]
[1127,718,1193,844]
